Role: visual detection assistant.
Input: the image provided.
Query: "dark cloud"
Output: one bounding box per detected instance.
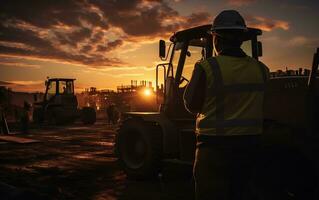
[90,31,104,43]
[0,24,53,49]
[90,0,171,36]
[246,16,289,31]
[228,0,256,6]
[185,12,211,27]
[0,0,107,29]
[0,80,44,92]
[96,45,107,52]
[107,39,123,50]
[0,23,121,66]
[0,41,123,67]
[91,0,209,37]
[69,28,92,43]
[0,0,214,67]
[96,39,124,52]
[0,59,40,68]
[0,81,13,86]
[54,27,93,47]
[80,45,93,53]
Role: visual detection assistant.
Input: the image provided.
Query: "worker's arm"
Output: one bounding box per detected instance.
[264,65,270,80]
[183,63,206,114]
[258,61,270,81]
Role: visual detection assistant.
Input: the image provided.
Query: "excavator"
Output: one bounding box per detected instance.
[115,24,319,199]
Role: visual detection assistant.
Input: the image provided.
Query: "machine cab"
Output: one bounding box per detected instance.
[44,78,75,100]
[156,25,263,118]
[43,78,77,108]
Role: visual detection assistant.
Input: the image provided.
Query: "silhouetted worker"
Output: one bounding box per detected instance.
[14,107,19,123]
[62,86,67,94]
[184,10,269,200]
[0,107,10,134]
[20,101,31,134]
[0,88,9,134]
[106,104,116,125]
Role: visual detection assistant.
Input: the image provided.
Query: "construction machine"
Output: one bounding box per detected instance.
[115,24,319,198]
[33,78,96,125]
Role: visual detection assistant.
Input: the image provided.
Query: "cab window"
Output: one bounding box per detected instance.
[179,45,204,88]
[171,42,182,77]
[46,81,56,100]
[59,81,74,95]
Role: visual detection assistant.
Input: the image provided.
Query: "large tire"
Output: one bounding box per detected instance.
[47,107,65,125]
[32,107,44,124]
[81,107,96,125]
[116,119,162,179]
[248,146,318,200]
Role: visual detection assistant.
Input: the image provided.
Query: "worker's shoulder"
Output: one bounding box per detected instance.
[194,59,209,70]
[254,59,270,74]
[242,56,269,70]
[196,57,217,67]
[244,57,270,79]
[257,60,269,70]
[245,56,268,67]
[197,58,210,65]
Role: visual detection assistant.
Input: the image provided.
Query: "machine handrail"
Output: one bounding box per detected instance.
[156,63,171,105]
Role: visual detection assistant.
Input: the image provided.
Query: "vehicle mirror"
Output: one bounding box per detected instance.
[159,40,166,58]
[257,41,263,57]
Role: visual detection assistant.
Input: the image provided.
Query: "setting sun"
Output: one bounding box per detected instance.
[143,88,152,97]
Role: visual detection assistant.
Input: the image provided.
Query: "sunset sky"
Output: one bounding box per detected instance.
[0,0,318,92]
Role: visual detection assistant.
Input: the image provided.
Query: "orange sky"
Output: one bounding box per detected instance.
[0,0,318,93]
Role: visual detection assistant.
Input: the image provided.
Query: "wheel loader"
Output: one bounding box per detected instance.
[115,24,319,198]
[33,78,96,125]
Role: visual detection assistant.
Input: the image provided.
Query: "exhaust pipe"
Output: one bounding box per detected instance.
[308,48,319,90]
[307,48,319,135]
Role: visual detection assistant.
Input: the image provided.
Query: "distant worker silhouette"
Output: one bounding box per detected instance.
[106,104,116,125]
[21,101,31,134]
[62,86,67,94]
[184,10,269,200]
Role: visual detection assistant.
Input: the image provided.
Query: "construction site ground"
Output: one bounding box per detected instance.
[0,121,194,200]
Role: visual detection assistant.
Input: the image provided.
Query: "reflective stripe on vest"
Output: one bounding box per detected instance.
[197,56,266,135]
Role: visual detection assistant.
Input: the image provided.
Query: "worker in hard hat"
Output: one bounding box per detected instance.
[184,10,269,200]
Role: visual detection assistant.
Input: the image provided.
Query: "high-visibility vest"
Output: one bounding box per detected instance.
[196,55,268,136]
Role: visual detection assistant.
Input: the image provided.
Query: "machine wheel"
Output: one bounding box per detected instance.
[47,107,64,125]
[248,146,318,200]
[32,108,44,124]
[116,119,162,179]
[81,107,96,125]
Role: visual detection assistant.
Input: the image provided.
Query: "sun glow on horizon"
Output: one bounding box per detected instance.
[143,88,152,97]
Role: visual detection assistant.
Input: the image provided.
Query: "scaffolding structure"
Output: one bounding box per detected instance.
[117,80,153,93]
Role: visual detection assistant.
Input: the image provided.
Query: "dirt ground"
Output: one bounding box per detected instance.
[0,121,194,200]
